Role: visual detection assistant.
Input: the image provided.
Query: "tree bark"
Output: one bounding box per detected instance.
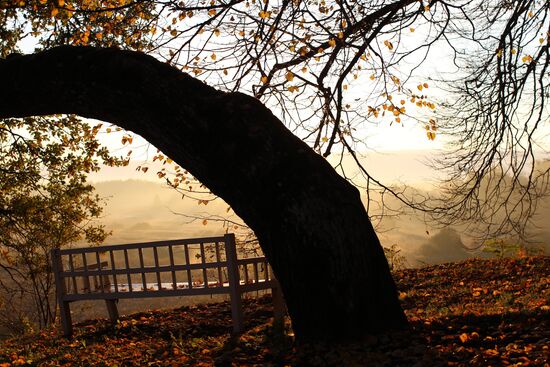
[0,46,408,341]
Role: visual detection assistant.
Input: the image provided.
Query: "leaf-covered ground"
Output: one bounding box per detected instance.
[1,256,549,366]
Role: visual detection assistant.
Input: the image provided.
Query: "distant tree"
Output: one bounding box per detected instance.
[0,115,122,333]
[0,0,547,341]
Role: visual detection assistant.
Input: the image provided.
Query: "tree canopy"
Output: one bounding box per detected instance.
[1,0,547,238]
[0,115,122,332]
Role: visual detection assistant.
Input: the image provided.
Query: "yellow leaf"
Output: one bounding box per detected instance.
[409,27,415,33]
[58,0,64,6]
[400,99,406,105]
[208,9,216,16]
[213,28,220,37]
[170,29,177,37]
[528,11,533,17]
[223,69,228,75]
[337,32,344,39]
[423,82,429,88]
[288,85,299,92]
[343,84,348,90]
[426,131,436,140]
[417,84,423,91]
[321,137,328,142]
[51,7,59,17]
[261,75,268,84]
[96,32,103,39]
[522,55,533,63]
[370,74,375,80]
[210,53,216,60]
[259,10,270,19]
[301,67,307,73]
[285,71,294,82]
[328,38,336,47]
[511,48,517,54]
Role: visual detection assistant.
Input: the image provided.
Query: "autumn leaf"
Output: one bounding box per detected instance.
[285,71,294,82]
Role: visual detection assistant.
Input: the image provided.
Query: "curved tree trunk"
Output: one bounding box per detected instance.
[0,46,408,341]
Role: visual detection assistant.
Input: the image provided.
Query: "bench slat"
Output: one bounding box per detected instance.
[58,236,227,255]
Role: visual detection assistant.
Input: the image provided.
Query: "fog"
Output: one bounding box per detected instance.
[89,150,549,267]
[92,178,546,269]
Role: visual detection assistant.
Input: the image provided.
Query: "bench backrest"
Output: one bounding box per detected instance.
[52,233,276,302]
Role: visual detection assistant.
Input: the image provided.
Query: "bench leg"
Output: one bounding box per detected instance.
[105,299,119,323]
[59,301,73,337]
[230,292,244,334]
[272,285,285,331]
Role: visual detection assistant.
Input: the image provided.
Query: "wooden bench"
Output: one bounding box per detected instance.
[51,233,285,336]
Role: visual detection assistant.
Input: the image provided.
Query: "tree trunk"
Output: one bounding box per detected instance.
[0,46,408,341]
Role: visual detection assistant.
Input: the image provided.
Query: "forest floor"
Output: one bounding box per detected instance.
[0,256,548,366]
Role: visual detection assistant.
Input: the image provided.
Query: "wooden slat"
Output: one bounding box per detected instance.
[243,264,249,285]
[168,245,177,290]
[124,249,132,292]
[138,248,147,290]
[68,253,77,294]
[95,252,104,292]
[200,242,208,288]
[153,247,162,290]
[253,262,259,284]
[184,244,192,289]
[63,285,237,301]
[215,242,223,286]
[60,261,229,277]
[81,253,90,293]
[110,251,118,293]
[59,236,227,255]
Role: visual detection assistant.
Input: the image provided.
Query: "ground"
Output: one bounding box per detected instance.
[0,256,549,366]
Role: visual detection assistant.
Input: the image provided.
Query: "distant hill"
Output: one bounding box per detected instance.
[90,179,549,266]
